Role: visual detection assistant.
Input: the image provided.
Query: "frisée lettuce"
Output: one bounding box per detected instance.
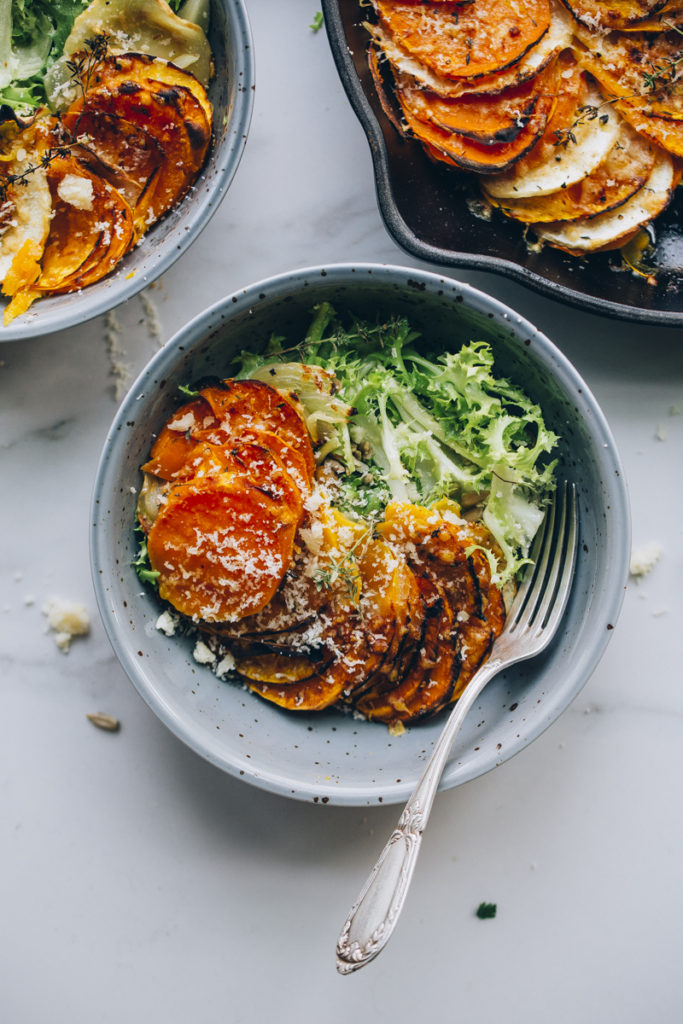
[236,303,559,584]
[0,0,88,110]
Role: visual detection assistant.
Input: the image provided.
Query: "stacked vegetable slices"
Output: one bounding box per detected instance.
[137,377,507,726]
[2,51,212,322]
[366,0,682,253]
[138,380,314,624]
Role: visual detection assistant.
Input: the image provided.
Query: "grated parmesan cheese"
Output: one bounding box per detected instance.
[629,543,662,579]
[57,174,94,212]
[43,596,90,652]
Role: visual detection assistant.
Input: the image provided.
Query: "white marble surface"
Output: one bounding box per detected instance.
[2,2,683,1021]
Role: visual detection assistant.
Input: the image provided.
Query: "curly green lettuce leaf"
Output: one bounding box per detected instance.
[0,0,87,110]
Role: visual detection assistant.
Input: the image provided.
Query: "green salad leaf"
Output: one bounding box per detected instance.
[234,304,558,584]
[0,0,87,110]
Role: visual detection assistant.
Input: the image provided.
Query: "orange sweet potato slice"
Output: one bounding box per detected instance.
[367,6,573,101]
[69,68,210,222]
[374,0,551,81]
[141,397,219,479]
[81,51,212,138]
[376,501,505,709]
[63,108,165,236]
[397,91,552,173]
[560,0,672,30]
[231,650,329,685]
[200,380,316,482]
[197,424,312,497]
[147,478,299,622]
[394,60,557,172]
[33,155,134,293]
[354,575,446,720]
[405,70,547,144]
[573,26,683,120]
[615,101,683,155]
[247,540,415,711]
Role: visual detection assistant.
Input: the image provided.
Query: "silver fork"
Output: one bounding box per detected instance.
[336,482,579,975]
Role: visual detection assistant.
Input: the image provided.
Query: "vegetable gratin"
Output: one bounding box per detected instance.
[364,0,683,255]
[135,306,559,728]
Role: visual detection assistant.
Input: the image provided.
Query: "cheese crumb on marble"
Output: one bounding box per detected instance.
[629,543,662,579]
[57,174,94,212]
[43,597,90,652]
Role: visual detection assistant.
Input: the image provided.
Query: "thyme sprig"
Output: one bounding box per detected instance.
[0,34,110,206]
[312,527,373,604]
[553,101,614,148]
[641,23,683,92]
[553,22,683,148]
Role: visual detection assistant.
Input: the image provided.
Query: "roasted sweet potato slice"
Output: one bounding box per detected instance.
[64,108,164,236]
[141,397,218,480]
[374,0,551,81]
[573,25,683,120]
[68,63,210,221]
[615,101,683,155]
[561,0,673,30]
[105,52,213,125]
[403,70,546,144]
[200,380,316,482]
[147,478,299,622]
[356,576,459,723]
[376,500,505,709]
[247,540,415,711]
[396,88,550,172]
[488,121,656,223]
[189,424,313,497]
[34,155,134,293]
[394,60,556,172]
[166,439,305,520]
[231,650,328,685]
[367,5,573,100]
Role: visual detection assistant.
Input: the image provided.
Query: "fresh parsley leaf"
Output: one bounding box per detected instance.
[178,383,201,398]
[309,12,323,32]
[475,902,497,919]
[132,523,160,588]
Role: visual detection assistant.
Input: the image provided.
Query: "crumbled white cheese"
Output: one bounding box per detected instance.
[215,652,236,678]
[193,640,216,665]
[57,174,94,212]
[156,610,178,636]
[43,597,90,652]
[168,412,197,433]
[629,543,662,579]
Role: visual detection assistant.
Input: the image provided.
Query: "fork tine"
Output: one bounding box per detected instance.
[505,487,557,631]
[521,482,578,638]
[506,482,578,639]
[539,483,578,635]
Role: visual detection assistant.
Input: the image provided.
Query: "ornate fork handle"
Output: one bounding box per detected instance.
[336,657,502,975]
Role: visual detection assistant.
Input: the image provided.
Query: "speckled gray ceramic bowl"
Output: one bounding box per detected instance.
[90,263,630,806]
[0,0,253,342]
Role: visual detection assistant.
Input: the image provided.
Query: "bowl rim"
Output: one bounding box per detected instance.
[90,262,632,805]
[0,0,255,343]
[320,0,683,328]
